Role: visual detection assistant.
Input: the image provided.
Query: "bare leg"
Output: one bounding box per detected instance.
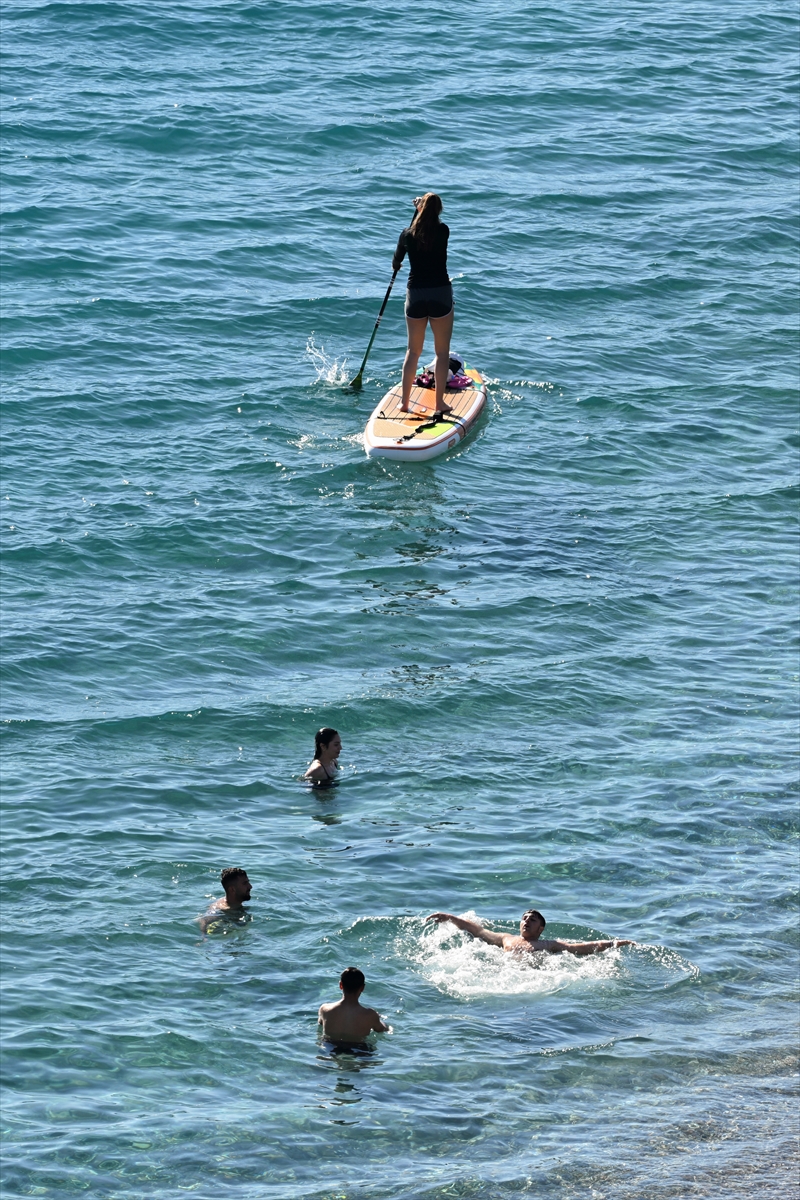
[430,307,455,413]
[401,316,428,410]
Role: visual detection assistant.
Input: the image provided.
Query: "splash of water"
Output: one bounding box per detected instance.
[306,334,349,385]
[399,913,694,999]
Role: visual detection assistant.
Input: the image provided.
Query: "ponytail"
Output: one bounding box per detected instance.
[409,192,443,247]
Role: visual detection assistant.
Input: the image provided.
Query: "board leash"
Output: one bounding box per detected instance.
[396,411,466,443]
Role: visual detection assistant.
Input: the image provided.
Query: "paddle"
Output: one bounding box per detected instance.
[349,269,398,390]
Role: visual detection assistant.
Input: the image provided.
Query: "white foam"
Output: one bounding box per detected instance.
[306,334,349,385]
[400,913,696,1000]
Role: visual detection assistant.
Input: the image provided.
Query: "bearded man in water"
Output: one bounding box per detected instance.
[198,867,253,932]
[427,909,634,955]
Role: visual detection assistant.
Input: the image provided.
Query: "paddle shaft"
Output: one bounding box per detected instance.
[350,269,399,388]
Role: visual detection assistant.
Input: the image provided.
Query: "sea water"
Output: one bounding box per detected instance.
[1,2,797,1197]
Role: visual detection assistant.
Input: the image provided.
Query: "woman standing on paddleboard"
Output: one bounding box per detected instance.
[392,193,454,416]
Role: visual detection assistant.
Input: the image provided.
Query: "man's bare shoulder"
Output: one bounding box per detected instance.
[360,1004,389,1032]
[502,935,561,953]
[198,898,228,931]
[501,933,532,951]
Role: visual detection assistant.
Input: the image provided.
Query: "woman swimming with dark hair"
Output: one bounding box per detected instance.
[392,193,454,416]
[304,727,341,785]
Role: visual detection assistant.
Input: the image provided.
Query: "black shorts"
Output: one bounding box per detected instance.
[405,283,453,319]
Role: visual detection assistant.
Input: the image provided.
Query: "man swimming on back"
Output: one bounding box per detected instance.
[318,967,390,1043]
[427,909,634,956]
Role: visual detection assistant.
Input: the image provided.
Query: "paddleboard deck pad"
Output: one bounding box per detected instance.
[364,367,487,462]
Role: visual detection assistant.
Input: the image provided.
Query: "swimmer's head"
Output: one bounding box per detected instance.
[220,867,252,904]
[521,909,546,938]
[339,966,365,996]
[315,727,341,759]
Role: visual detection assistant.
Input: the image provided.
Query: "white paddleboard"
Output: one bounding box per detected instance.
[364,366,487,462]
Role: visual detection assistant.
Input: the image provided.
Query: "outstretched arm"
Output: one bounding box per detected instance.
[427,912,505,948]
[547,938,634,956]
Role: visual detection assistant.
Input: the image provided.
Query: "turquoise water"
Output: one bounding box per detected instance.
[1,1,798,1197]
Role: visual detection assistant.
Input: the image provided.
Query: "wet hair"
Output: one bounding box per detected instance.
[340,966,365,994]
[409,192,443,247]
[314,727,339,758]
[221,867,247,891]
[522,909,546,929]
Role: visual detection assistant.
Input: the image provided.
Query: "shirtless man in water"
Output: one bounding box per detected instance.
[318,967,389,1043]
[427,909,635,956]
[199,867,252,932]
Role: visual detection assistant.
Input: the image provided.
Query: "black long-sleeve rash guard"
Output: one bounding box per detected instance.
[392,223,450,289]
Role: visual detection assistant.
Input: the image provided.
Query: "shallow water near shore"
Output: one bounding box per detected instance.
[1,1,798,1197]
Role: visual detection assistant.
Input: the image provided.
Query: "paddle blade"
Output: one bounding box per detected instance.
[349,372,363,390]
